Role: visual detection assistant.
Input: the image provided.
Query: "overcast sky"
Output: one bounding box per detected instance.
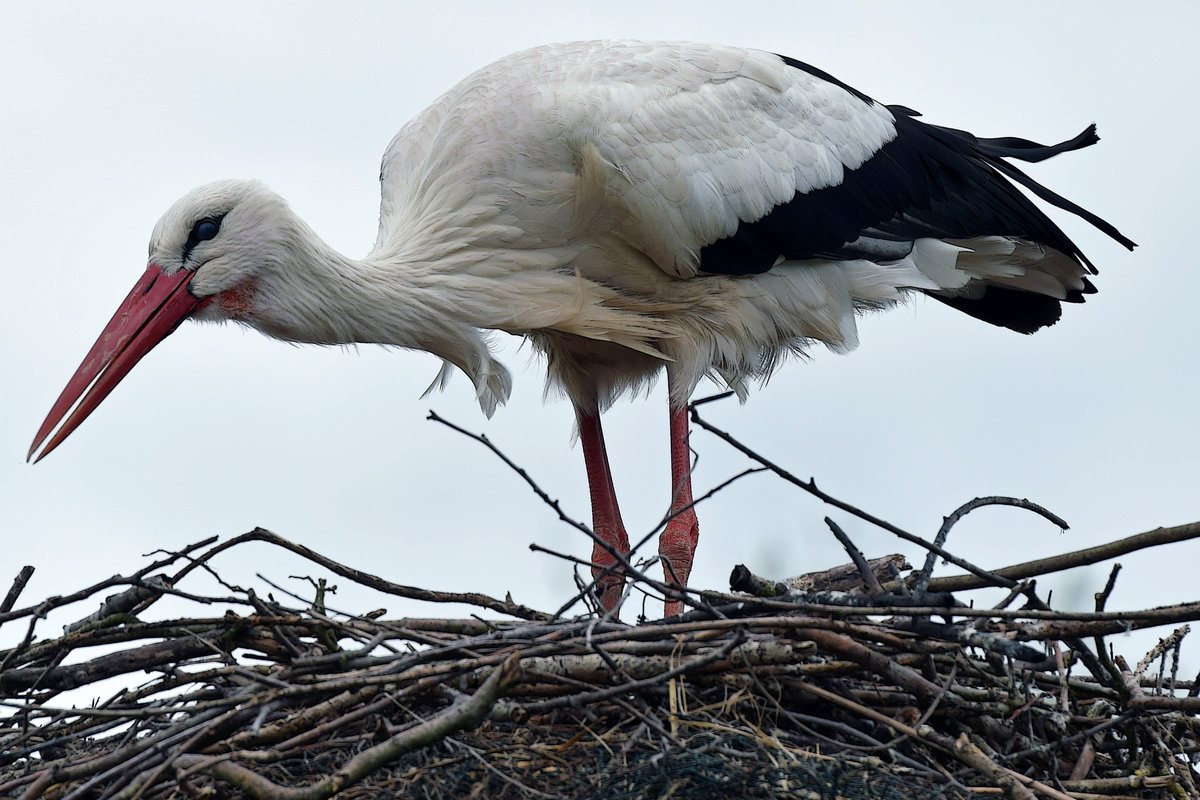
[3,3,1196,672]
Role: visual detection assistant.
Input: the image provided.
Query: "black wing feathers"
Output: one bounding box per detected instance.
[697,57,1134,332]
[699,122,933,274]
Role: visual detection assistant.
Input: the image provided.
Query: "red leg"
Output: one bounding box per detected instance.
[576,406,631,613]
[660,402,699,616]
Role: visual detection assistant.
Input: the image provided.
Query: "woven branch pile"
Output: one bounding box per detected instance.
[6,405,1200,799]
[3,520,1200,800]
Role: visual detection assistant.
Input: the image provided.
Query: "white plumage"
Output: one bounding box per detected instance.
[29,41,1134,616]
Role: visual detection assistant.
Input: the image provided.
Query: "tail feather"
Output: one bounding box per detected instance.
[932,287,1065,334]
[917,235,1100,333]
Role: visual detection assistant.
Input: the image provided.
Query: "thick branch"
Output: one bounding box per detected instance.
[921,522,1200,593]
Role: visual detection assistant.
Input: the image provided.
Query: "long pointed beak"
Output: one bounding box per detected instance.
[28,265,210,463]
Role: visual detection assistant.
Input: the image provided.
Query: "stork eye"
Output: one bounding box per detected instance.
[182,215,224,262]
[194,218,220,241]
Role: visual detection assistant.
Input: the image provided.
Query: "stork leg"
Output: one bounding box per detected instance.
[660,398,699,617]
[576,407,631,613]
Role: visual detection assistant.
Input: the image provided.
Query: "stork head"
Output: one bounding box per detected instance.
[28,179,302,462]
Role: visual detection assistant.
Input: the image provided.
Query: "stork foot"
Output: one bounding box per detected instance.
[659,506,699,617]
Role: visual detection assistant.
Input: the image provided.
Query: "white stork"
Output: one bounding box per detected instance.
[29,41,1133,616]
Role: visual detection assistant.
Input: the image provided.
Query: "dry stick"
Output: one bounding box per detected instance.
[214,683,388,753]
[7,614,345,676]
[173,653,521,800]
[951,734,1039,800]
[1135,624,1190,677]
[728,565,789,597]
[63,576,172,634]
[731,556,909,597]
[1062,776,1177,794]
[0,537,220,674]
[913,497,1069,594]
[924,522,1200,593]
[1093,564,1126,694]
[532,539,721,622]
[796,626,958,705]
[2,630,236,693]
[0,536,217,627]
[170,527,550,621]
[1,566,34,616]
[679,591,1200,631]
[794,681,1070,800]
[12,706,236,800]
[519,632,745,714]
[688,398,1018,590]
[823,517,885,595]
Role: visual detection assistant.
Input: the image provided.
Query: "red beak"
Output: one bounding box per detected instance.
[28,265,210,463]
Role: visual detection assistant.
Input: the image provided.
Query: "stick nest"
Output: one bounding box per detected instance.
[5,406,1200,799]
[3,528,1200,800]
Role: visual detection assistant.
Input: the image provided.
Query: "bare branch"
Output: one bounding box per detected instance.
[921,522,1200,593]
[914,496,1068,593]
[174,527,550,621]
[1,566,34,616]
[688,399,1019,589]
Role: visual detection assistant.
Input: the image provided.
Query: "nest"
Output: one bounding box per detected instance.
[4,523,1200,800]
[5,408,1200,799]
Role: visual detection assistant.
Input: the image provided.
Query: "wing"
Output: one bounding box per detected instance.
[376,41,900,268]
[578,45,1135,279]
[376,41,1134,335]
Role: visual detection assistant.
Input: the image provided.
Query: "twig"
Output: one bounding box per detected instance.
[62,576,171,634]
[914,496,1068,594]
[1093,564,1125,693]
[0,537,218,627]
[174,653,522,799]
[429,410,684,615]
[519,632,745,714]
[823,517,885,596]
[1,566,34,616]
[1134,625,1189,678]
[921,522,1200,593]
[427,410,594,541]
[172,528,551,621]
[688,399,1019,589]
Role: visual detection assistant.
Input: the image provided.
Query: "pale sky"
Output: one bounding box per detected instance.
[3,3,1195,671]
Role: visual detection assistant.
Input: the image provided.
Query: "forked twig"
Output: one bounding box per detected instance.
[688,395,1018,589]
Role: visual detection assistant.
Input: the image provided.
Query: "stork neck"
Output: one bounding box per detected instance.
[269,233,465,350]
[253,220,511,410]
